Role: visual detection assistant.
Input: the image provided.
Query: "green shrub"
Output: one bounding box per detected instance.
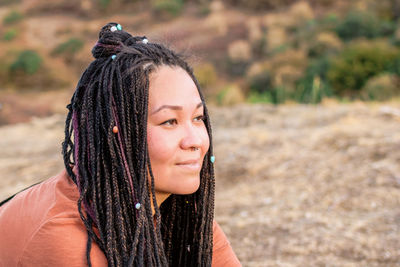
[152,0,184,16]
[296,57,332,103]
[362,73,400,101]
[269,86,289,104]
[52,38,84,58]
[5,50,67,90]
[247,87,288,104]
[247,70,292,104]
[10,50,42,75]
[335,10,394,41]
[379,20,396,36]
[247,91,273,103]
[294,13,337,36]
[248,70,273,94]
[327,41,398,96]
[3,10,23,25]
[216,84,245,106]
[248,58,333,104]
[296,76,332,104]
[0,0,21,5]
[99,0,111,8]
[225,57,250,77]
[320,12,338,28]
[2,28,17,41]
[386,53,400,76]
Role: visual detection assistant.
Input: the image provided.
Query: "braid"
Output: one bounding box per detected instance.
[62,22,215,266]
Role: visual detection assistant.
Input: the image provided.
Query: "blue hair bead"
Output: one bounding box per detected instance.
[111,55,117,60]
[116,24,122,31]
[135,203,141,210]
[210,155,215,163]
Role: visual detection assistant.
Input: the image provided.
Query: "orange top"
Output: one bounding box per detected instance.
[0,170,241,266]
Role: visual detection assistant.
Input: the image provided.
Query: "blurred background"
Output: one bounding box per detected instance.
[1,0,400,266]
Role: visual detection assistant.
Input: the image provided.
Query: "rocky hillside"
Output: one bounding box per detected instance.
[5,0,400,125]
[1,102,400,266]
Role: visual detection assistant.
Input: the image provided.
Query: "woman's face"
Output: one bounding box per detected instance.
[147,65,210,195]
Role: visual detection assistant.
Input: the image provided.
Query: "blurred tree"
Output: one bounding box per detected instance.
[327,41,398,96]
[335,10,394,41]
[2,29,18,41]
[2,10,23,25]
[51,38,84,63]
[10,50,42,75]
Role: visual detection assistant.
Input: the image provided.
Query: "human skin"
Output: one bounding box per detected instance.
[147,65,210,209]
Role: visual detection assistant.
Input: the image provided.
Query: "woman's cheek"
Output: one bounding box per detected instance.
[200,126,210,155]
[147,126,175,160]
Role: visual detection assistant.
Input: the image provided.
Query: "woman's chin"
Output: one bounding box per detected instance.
[170,178,201,195]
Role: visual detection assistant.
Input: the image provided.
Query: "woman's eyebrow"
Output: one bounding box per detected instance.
[151,102,203,115]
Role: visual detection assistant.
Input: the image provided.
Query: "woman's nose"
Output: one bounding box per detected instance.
[180,124,203,150]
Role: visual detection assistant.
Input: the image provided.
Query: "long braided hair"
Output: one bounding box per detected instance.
[62,23,215,266]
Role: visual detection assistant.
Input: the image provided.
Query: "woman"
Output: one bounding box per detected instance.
[0,23,240,266]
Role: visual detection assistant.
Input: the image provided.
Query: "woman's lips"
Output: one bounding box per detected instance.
[176,160,201,171]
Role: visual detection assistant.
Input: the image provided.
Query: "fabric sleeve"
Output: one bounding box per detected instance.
[18,217,107,267]
[212,220,241,267]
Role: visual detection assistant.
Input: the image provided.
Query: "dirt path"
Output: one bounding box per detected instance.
[1,103,400,266]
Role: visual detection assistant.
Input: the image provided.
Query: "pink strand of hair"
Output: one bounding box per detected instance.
[111,95,139,218]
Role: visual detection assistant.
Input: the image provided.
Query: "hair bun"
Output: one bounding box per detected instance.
[98,22,122,39]
[91,22,133,59]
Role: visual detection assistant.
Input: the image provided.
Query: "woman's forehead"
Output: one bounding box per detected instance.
[148,65,201,107]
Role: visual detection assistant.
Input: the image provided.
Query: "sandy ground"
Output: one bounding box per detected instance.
[1,102,400,266]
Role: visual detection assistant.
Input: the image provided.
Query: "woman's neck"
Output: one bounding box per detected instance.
[151,191,171,216]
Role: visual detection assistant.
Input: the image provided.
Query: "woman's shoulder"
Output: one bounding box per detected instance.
[17,215,107,267]
[0,169,79,226]
[212,220,242,267]
[0,170,88,266]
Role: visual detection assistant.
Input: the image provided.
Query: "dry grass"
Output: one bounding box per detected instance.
[211,102,400,266]
[1,102,400,266]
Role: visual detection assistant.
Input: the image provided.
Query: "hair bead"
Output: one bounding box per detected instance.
[210,155,215,163]
[113,126,118,133]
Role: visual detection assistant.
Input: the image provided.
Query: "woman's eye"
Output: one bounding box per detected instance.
[160,119,177,126]
[194,115,205,122]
